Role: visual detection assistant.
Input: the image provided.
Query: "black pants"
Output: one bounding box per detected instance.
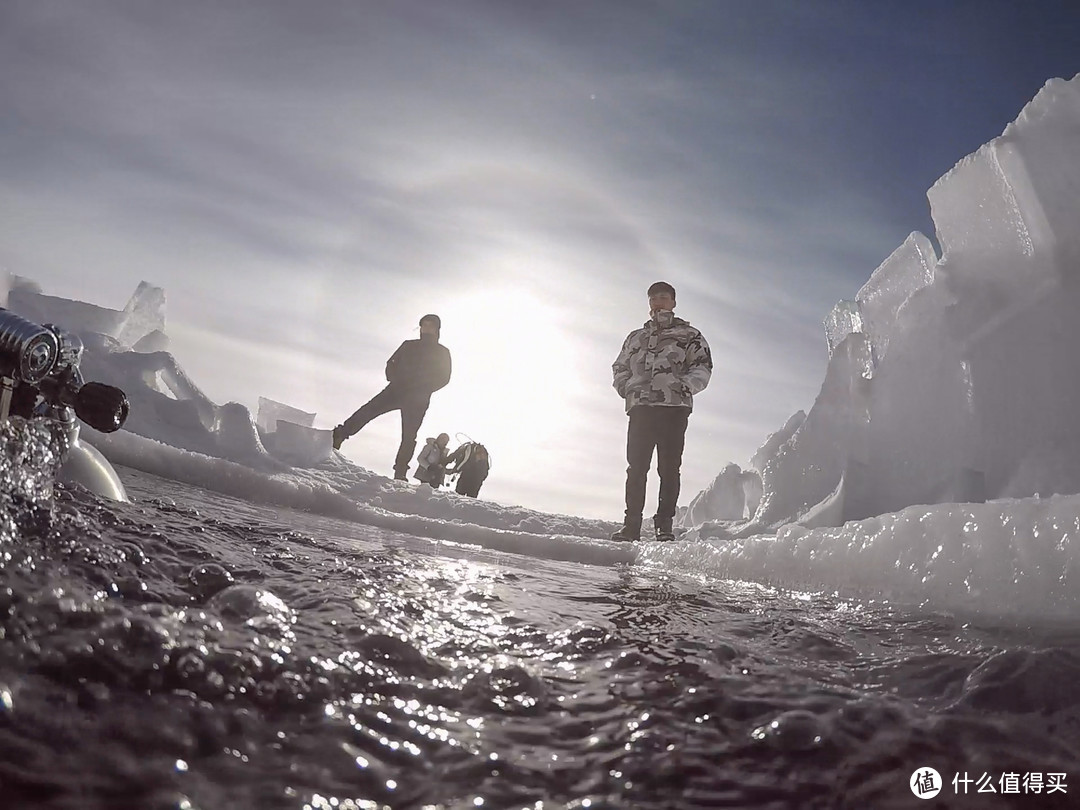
[340,385,429,476]
[623,405,690,526]
[456,465,488,498]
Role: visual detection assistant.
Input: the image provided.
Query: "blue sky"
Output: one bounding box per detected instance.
[2,0,1078,519]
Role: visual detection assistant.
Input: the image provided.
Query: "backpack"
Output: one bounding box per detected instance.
[451,442,490,476]
[466,444,490,475]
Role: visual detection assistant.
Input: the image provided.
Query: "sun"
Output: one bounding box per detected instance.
[426,288,580,458]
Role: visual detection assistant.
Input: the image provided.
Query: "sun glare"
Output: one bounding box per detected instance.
[430,288,580,463]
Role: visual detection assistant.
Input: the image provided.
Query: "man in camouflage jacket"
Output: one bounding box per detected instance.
[611,281,712,541]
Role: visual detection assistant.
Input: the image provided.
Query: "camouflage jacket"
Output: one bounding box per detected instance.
[612,315,712,413]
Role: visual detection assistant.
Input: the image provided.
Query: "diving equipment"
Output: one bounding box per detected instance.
[0,307,130,501]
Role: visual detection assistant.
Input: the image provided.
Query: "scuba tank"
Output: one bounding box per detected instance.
[53,397,130,502]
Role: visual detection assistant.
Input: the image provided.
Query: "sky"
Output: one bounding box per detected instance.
[2,0,1079,521]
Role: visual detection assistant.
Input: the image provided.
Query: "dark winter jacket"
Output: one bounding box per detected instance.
[447,442,489,497]
[385,335,452,398]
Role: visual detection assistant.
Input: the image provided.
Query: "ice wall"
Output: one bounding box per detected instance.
[256,397,316,434]
[7,276,121,338]
[263,421,335,466]
[750,331,873,530]
[115,282,166,349]
[855,232,937,364]
[689,73,1080,536]
[7,277,166,349]
[932,77,1080,501]
[4,279,333,470]
[685,463,747,526]
[749,410,804,475]
[255,398,330,466]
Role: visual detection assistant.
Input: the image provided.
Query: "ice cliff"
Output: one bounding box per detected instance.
[685,74,1080,538]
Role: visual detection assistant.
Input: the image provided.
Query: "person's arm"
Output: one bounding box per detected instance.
[612,333,635,397]
[683,329,713,395]
[430,347,451,392]
[385,342,407,383]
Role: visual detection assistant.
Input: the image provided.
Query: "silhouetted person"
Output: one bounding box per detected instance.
[333,314,451,480]
[611,282,712,541]
[446,441,489,498]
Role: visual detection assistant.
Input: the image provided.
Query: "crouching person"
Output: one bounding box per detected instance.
[446,441,490,498]
[414,433,450,487]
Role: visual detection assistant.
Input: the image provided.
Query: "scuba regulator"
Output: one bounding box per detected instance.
[0,307,129,433]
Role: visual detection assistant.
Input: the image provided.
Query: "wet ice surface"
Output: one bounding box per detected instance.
[2,464,1080,808]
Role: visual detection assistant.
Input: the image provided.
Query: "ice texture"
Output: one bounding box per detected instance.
[749,331,873,531]
[263,421,334,466]
[8,276,122,337]
[132,330,170,353]
[854,231,937,363]
[842,281,977,520]
[256,397,316,434]
[6,281,326,470]
[823,300,864,357]
[749,410,804,475]
[691,73,1080,532]
[683,463,747,527]
[7,277,165,349]
[216,402,284,471]
[115,282,166,349]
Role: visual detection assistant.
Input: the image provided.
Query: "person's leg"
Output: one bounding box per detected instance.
[465,466,488,497]
[461,471,480,497]
[654,407,690,539]
[613,406,657,540]
[394,397,429,479]
[337,386,399,446]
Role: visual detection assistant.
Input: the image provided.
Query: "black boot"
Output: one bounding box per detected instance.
[654,516,675,542]
[332,425,346,450]
[394,440,417,483]
[610,516,642,542]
